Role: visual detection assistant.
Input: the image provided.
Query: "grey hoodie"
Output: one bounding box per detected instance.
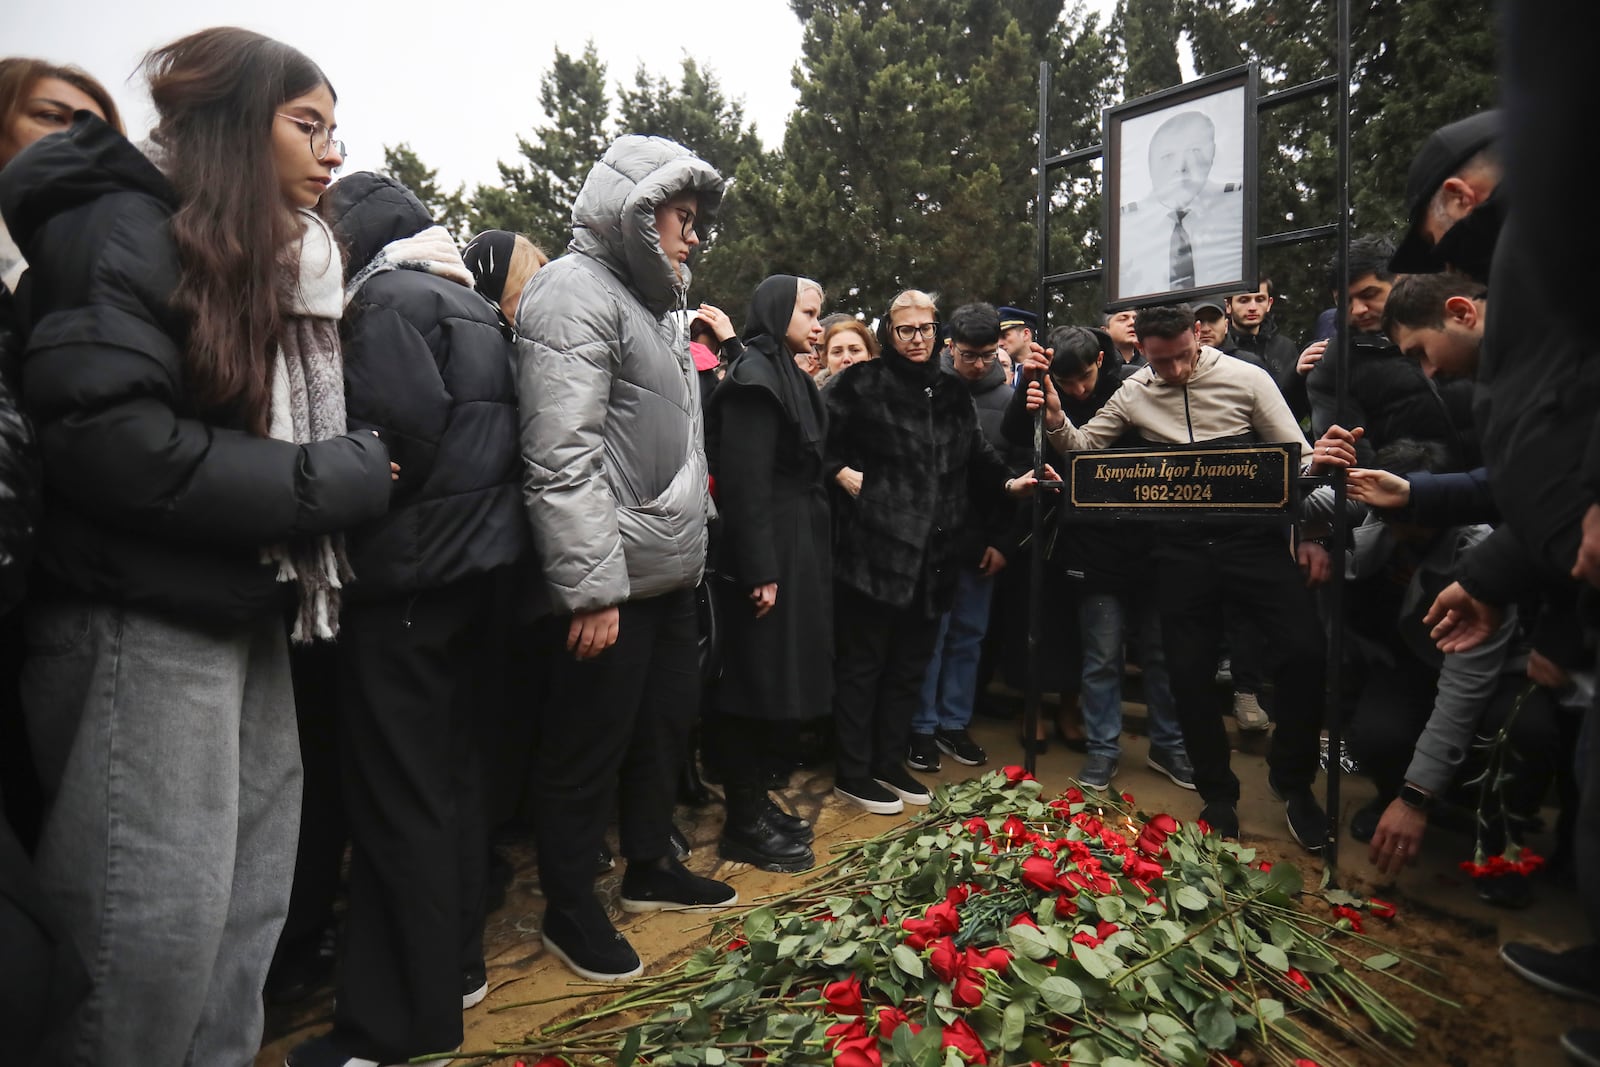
[514,136,726,613]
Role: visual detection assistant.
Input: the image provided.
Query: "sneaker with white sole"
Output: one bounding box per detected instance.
[1077,754,1118,791]
[1146,747,1196,790]
[540,902,642,981]
[834,776,904,815]
[1233,691,1270,731]
[462,963,488,1009]
[934,727,987,767]
[873,763,932,805]
[619,855,737,913]
[905,733,941,773]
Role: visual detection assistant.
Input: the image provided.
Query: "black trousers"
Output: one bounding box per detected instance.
[533,587,698,911]
[832,583,942,780]
[1348,658,1559,822]
[1157,529,1324,805]
[271,640,344,969]
[332,577,493,1060]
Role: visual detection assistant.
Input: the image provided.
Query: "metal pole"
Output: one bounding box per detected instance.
[1025,60,1052,776]
[1323,0,1353,883]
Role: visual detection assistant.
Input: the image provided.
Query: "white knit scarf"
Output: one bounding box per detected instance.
[267,210,354,642]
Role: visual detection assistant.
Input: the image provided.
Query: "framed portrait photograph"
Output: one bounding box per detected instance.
[1103,64,1258,310]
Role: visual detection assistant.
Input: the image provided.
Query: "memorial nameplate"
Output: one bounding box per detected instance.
[1064,442,1300,521]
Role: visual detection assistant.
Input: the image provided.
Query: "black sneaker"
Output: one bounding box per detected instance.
[1348,795,1386,843]
[1077,754,1118,791]
[540,902,642,981]
[620,855,738,913]
[462,962,488,1009]
[1499,942,1600,1004]
[906,733,941,773]
[874,763,932,806]
[1563,1028,1600,1067]
[834,776,904,815]
[1198,801,1240,841]
[1145,747,1195,790]
[934,728,987,767]
[1277,786,1328,854]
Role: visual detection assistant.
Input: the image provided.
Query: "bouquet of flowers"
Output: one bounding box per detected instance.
[484,768,1448,1067]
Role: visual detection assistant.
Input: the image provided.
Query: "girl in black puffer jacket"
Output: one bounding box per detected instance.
[0,29,393,1066]
[288,171,527,1067]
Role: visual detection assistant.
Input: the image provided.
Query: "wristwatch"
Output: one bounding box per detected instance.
[1398,783,1434,812]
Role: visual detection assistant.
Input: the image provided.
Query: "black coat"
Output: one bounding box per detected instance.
[825,347,1010,616]
[0,116,393,625]
[941,351,1024,564]
[705,276,832,720]
[328,173,527,598]
[1307,332,1477,469]
[1223,322,1307,418]
[0,284,36,615]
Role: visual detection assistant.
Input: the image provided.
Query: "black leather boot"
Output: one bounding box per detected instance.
[720,788,814,872]
[764,796,813,844]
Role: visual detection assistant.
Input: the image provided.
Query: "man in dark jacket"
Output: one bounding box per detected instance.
[284,172,529,1067]
[1222,278,1307,418]
[908,304,1020,773]
[1308,236,1476,469]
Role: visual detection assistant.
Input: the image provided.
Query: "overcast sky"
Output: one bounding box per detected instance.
[5,0,1119,193]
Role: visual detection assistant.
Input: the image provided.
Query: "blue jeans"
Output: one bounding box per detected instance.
[22,601,300,1067]
[914,567,995,735]
[1077,591,1185,760]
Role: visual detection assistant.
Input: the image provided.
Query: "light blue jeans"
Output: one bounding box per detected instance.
[22,601,300,1067]
[1078,591,1185,761]
[914,567,995,735]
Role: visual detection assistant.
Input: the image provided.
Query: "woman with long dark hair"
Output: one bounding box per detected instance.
[703,275,830,872]
[0,27,394,1064]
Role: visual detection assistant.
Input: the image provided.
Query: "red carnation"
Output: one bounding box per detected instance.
[823,975,864,1016]
[940,1018,990,1064]
[1331,905,1364,934]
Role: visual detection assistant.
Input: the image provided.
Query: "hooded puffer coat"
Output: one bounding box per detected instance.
[514,136,725,614]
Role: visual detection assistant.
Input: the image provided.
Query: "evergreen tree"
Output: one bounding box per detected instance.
[380,142,470,240]
[467,42,611,254]
[1117,0,1183,100]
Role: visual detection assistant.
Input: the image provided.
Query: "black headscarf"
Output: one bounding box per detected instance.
[737,274,826,455]
[462,229,517,304]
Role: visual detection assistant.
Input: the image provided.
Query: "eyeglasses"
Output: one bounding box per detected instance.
[277,113,345,162]
[953,347,999,365]
[673,207,697,241]
[892,322,938,343]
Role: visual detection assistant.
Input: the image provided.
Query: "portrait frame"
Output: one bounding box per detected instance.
[1103,63,1258,311]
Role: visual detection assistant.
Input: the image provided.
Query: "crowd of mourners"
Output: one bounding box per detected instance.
[0,20,1596,1067]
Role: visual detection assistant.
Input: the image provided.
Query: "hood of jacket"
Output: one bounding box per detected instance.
[327,171,436,277]
[0,112,177,254]
[568,135,725,318]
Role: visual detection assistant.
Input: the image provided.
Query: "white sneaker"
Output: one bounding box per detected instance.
[1233,691,1270,732]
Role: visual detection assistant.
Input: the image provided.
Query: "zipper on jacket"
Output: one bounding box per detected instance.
[1182,386,1195,442]
[402,593,418,630]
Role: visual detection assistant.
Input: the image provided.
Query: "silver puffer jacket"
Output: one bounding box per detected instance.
[514,136,725,613]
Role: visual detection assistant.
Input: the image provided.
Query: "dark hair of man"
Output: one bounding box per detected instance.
[1047,325,1104,375]
[1373,438,1448,477]
[143,28,333,436]
[1133,304,1196,343]
[1330,235,1397,293]
[948,302,1001,347]
[0,57,125,139]
[1380,271,1489,336]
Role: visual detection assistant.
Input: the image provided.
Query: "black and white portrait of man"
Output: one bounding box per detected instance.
[1113,83,1248,302]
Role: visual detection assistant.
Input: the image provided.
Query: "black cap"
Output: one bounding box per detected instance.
[1191,298,1225,316]
[1390,110,1501,273]
[997,306,1038,333]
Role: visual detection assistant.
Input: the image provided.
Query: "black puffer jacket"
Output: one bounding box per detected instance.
[825,350,1010,616]
[0,115,393,624]
[0,284,36,614]
[942,351,1024,564]
[1307,332,1476,469]
[1223,322,1307,418]
[328,173,527,598]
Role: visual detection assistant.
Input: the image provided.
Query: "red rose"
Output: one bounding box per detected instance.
[1073,814,1105,838]
[1053,893,1079,920]
[1095,921,1120,941]
[962,817,990,840]
[1021,854,1061,893]
[952,969,985,1007]
[1286,968,1312,993]
[1002,765,1035,783]
[1071,931,1102,949]
[901,916,939,950]
[967,945,1012,974]
[1010,912,1039,929]
[1064,786,1085,804]
[823,975,864,1016]
[929,936,962,982]
[1123,855,1165,883]
[875,1005,920,1038]
[940,1018,989,1064]
[1134,813,1178,856]
[833,1042,882,1067]
[726,936,748,950]
[946,884,977,906]
[1000,814,1029,842]
[1257,861,1273,872]
[1368,898,1396,919]
[925,899,961,934]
